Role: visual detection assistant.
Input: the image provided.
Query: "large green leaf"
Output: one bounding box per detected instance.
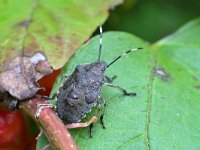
[150,17,200,149]
[0,0,123,71]
[38,18,200,149]
[38,31,152,149]
[42,31,153,149]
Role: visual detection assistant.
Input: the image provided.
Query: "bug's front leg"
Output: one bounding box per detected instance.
[35,103,55,118]
[105,75,117,83]
[35,94,57,118]
[103,83,136,96]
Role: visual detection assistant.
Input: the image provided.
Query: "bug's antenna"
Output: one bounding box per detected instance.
[106,47,143,68]
[98,25,103,61]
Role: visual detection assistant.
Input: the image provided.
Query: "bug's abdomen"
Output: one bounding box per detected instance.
[56,80,102,123]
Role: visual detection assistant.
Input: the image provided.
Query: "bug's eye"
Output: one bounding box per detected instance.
[101,68,105,71]
[101,66,106,72]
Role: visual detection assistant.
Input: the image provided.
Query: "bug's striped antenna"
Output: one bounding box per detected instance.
[98,25,103,61]
[106,47,143,68]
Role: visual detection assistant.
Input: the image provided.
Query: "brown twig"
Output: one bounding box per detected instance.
[20,97,79,150]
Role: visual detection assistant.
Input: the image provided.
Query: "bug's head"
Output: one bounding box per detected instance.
[86,61,107,73]
[94,61,107,72]
[76,61,106,75]
[74,62,107,83]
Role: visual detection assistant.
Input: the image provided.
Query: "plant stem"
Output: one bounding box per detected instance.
[20,97,79,150]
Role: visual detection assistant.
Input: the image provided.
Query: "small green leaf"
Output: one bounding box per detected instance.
[36,133,52,150]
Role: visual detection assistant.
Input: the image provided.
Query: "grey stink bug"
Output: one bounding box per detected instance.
[41,25,142,137]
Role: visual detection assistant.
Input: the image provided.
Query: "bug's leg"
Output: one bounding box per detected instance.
[7,98,19,110]
[42,93,57,100]
[97,100,103,111]
[98,96,107,110]
[104,83,136,96]
[36,93,56,118]
[98,96,107,129]
[65,116,97,129]
[62,74,68,79]
[100,113,105,129]
[89,123,93,138]
[105,75,117,83]
[60,73,69,83]
[35,104,54,118]
[65,116,97,138]
[101,95,107,107]
[97,101,105,128]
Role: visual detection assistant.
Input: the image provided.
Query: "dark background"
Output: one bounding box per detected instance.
[104,0,200,42]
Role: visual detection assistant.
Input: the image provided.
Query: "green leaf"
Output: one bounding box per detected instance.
[150,17,200,149]
[40,18,200,149]
[36,133,53,150]
[0,0,123,71]
[46,31,154,149]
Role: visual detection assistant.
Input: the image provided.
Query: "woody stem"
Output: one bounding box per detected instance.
[20,97,79,150]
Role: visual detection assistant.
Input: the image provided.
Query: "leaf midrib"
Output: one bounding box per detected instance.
[145,60,156,150]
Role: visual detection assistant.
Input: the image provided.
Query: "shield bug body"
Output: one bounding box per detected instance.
[43,26,142,137]
[56,61,107,123]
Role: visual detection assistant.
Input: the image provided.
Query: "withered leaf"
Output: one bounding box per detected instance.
[0,53,52,100]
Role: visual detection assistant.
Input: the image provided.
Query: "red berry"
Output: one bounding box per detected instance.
[0,109,28,150]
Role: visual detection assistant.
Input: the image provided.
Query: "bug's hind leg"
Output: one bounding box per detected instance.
[65,116,97,138]
[104,83,136,96]
[105,75,117,83]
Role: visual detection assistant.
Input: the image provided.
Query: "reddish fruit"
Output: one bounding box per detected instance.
[0,109,28,150]
[38,69,60,96]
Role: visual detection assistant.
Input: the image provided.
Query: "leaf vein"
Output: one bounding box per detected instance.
[22,0,38,51]
[145,61,156,150]
[116,133,143,150]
